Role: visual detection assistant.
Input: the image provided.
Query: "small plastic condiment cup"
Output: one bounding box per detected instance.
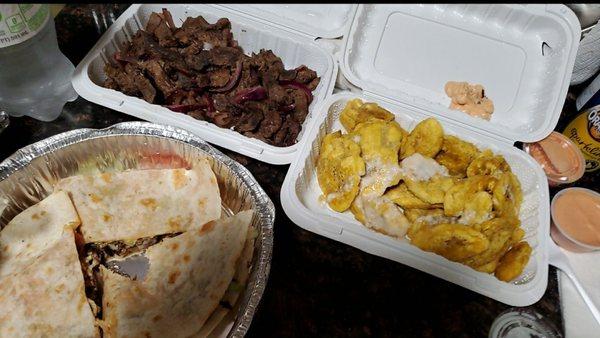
[522,132,586,187]
[550,187,600,253]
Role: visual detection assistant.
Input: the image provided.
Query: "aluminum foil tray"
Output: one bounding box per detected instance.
[0,121,275,337]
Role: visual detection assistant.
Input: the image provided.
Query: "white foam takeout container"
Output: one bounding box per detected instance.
[281,4,581,306]
[72,4,357,164]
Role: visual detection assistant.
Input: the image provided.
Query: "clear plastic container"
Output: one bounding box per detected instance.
[0,4,77,122]
[550,187,600,252]
[522,132,586,187]
[488,308,560,338]
[0,110,8,133]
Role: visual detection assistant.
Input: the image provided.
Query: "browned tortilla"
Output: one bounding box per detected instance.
[101,210,253,338]
[55,159,221,243]
[0,192,98,337]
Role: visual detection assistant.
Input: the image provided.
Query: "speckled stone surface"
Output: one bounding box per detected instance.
[0,4,571,337]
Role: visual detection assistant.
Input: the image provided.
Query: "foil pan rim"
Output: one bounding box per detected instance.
[0,121,275,337]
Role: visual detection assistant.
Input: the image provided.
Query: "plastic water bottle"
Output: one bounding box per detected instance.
[0,4,77,122]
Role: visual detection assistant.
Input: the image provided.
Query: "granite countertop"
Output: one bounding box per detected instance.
[0,4,573,337]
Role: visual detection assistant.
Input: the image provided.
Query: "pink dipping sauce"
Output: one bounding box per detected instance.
[523,132,585,187]
[551,188,600,252]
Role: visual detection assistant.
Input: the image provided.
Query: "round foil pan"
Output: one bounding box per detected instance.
[0,121,275,337]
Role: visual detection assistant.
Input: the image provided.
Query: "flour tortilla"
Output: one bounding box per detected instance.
[0,231,99,337]
[101,210,253,338]
[194,225,257,338]
[0,191,80,277]
[55,158,221,243]
[0,197,7,219]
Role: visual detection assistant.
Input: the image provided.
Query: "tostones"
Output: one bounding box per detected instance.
[435,135,480,177]
[405,175,457,205]
[404,208,454,225]
[340,99,395,132]
[409,223,490,262]
[401,118,444,159]
[351,195,410,238]
[466,149,510,177]
[385,183,438,209]
[353,120,404,197]
[316,131,365,212]
[459,191,493,225]
[463,217,519,269]
[492,172,523,218]
[495,241,532,282]
[443,175,497,217]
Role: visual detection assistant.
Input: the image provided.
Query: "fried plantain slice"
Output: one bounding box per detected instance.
[459,191,493,225]
[492,172,523,218]
[464,217,519,269]
[353,120,404,197]
[495,241,532,282]
[405,176,457,205]
[510,227,525,244]
[435,135,481,177]
[339,98,364,132]
[316,131,365,212]
[385,183,438,209]
[472,259,500,273]
[340,99,395,132]
[351,195,410,238]
[409,223,490,262]
[404,208,454,226]
[401,118,444,159]
[443,175,497,217]
[466,149,510,178]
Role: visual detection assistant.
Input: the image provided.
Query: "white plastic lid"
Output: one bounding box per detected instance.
[340,4,581,144]
[221,4,357,39]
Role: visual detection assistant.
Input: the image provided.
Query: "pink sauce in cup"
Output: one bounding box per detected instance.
[550,188,600,252]
[523,132,586,187]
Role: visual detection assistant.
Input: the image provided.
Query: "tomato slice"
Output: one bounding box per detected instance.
[138,153,191,170]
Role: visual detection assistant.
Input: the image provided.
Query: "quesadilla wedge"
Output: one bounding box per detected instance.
[0,231,98,337]
[194,224,257,338]
[100,210,253,338]
[55,158,221,243]
[0,191,80,277]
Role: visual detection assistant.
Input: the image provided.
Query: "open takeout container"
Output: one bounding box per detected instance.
[72,4,357,165]
[0,122,275,337]
[281,4,581,306]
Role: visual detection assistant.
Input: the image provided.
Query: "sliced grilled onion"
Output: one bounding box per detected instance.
[164,103,206,113]
[232,86,267,105]
[114,52,138,65]
[203,93,215,113]
[279,80,313,104]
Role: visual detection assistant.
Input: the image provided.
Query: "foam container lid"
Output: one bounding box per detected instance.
[281,4,580,306]
[220,4,357,39]
[339,4,581,144]
[72,4,353,164]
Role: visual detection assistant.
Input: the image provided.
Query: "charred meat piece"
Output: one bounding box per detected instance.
[273,116,302,147]
[139,59,176,98]
[102,9,320,147]
[175,16,235,47]
[256,109,283,139]
[294,65,318,84]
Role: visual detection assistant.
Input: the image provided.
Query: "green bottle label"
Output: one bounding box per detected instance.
[0,4,49,48]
